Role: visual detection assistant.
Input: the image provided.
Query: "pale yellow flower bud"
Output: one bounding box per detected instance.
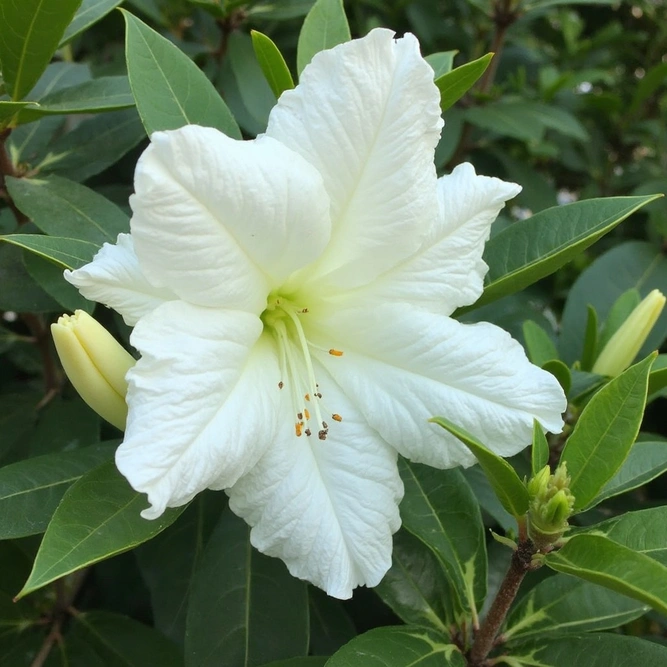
[593,289,666,377]
[51,310,135,430]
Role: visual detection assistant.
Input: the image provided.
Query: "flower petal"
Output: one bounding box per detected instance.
[310,304,566,469]
[227,366,403,599]
[130,126,331,312]
[339,164,521,315]
[115,301,277,519]
[64,233,176,326]
[267,28,443,292]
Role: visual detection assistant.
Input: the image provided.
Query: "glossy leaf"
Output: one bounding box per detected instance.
[262,660,327,667]
[560,354,654,511]
[0,443,114,539]
[7,175,129,244]
[296,0,350,75]
[0,101,35,125]
[374,528,452,632]
[308,588,356,656]
[531,420,549,476]
[503,574,648,642]
[327,626,465,666]
[425,50,458,78]
[462,465,517,533]
[580,305,599,372]
[0,0,82,100]
[185,507,308,667]
[122,10,240,137]
[472,196,660,310]
[251,30,294,98]
[509,633,667,666]
[542,359,572,395]
[522,320,558,366]
[17,460,184,597]
[0,234,99,269]
[648,353,667,396]
[560,241,667,365]
[431,416,529,518]
[435,53,492,113]
[60,0,124,45]
[399,459,486,622]
[545,534,667,615]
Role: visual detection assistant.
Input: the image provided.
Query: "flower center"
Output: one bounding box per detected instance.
[262,294,343,440]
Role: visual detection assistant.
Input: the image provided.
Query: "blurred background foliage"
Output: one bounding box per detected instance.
[1,0,666,664]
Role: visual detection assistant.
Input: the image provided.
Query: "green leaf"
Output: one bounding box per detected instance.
[435,53,492,113]
[510,634,667,666]
[0,234,99,269]
[0,444,115,540]
[327,626,465,667]
[542,359,571,395]
[17,460,184,598]
[7,175,128,244]
[648,354,667,397]
[0,101,35,125]
[399,459,486,623]
[431,416,529,518]
[462,465,517,533]
[41,108,146,182]
[185,507,308,667]
[471,196,660,311]
[503,574,648,643]
[531,420,549,476]
[262,660,328,667]
[522,320,558,366]
[135,492,227,645]
[585,506,667,566]
[0,0,82,100]
[560,241,667,365]
[17,76,134,122]
[374,528,452,632]
[308,588,356,656]
[122,10,240,137]
[560,354,654,511]
[251,30,294,99]
[60,0,124,46]
[66,611,182,666]
[296,0,350,75]
[545,534,667,616]
[227,32,276,131]
[584,440,667,509]
[425,50,458,78]
[580,305,599,372]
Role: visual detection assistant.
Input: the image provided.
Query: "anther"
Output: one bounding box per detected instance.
[332,413,342,422]
[315,392,322,399]
[304,393,310,401]
[278,381,284,389]
[295,423,303,437]
[304,408,310,420]
[329,349,343,356]
[297,412,303,420]
[305,428,312,436]
[318,429,328,440]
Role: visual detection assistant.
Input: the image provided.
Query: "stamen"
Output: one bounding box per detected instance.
[278,381,283,389]
[296,422,303,437]
[332,413,342,422]
[304,393,310,401]
[304,408,310,420]
[328,349,344,357]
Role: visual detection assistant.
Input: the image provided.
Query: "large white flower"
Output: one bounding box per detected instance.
[66,28,566,599]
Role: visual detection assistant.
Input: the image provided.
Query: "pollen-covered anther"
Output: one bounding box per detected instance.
[304,393,310,401]
[295,422,304,437]
[328,348,344,357]
[318,429,328,441]
[332,413,342,422]
[304,408,310,420]
[278,381,284,389]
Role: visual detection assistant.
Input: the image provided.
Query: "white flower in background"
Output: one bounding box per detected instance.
[66,28,566,599]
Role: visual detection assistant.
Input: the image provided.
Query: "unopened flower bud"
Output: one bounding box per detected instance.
[527,462,575,549]
[51,310,135,430]
[593,289,665,377]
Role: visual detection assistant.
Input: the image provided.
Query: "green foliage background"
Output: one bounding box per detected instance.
[0,0,666,665]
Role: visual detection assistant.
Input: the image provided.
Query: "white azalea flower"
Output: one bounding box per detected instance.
[65,28,566,599]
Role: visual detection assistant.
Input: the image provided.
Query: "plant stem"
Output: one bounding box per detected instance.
[468,539,536,666]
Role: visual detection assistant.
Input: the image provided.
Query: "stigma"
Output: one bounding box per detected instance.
[263,295,343,441]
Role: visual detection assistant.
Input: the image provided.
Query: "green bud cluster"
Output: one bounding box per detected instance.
[527,463,575,550]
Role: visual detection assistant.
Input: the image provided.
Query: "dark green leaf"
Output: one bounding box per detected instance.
[123,10,240,137]
[308,587,356,656]
[431,416,529,518]
[648,353,667,399]
[251,30,294,99]
[327,626,465,666]
[60,0,124,46]
[0,0,82,100]
[17,460,184,597]
[1,234,99,269]
[560,241,667,365]
[7,175,128,244]
[560,355,654,511]
[436,53,492,113]
[185,507,308,667]
[296,0,350,75]
[522,320,558,366]
[531,420,549,476]
[399,459,486,623]
[542,359,572,395]
[425,51,458,78]
[374,528,452,632]
[545,534,667,616]
[262,660,327,667]
[504,575,647,642]
[580,305,599,372]
[462,465,517,533]
[473,196,660,310]
[0,444,114,539]
[0,101,35,125]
